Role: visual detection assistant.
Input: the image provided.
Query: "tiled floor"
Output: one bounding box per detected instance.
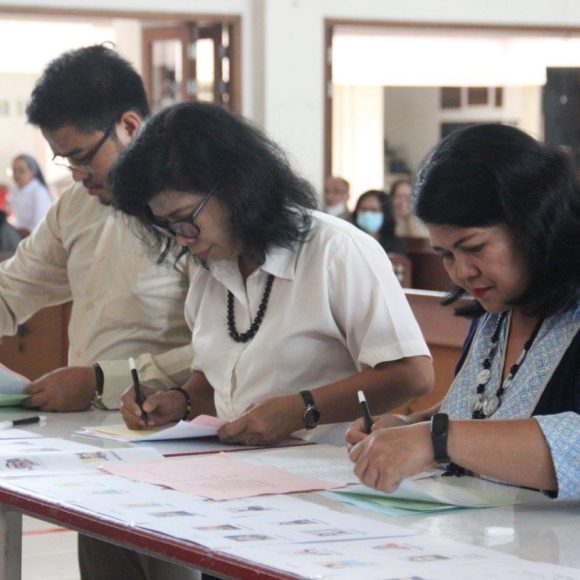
[23,516,80,580]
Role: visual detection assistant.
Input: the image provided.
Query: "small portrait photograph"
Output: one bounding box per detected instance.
[123,502,164,509]
[304,528,360,538]
[195,524,242,532]
[225,534,274,542]
[292,548,338,557]
[150,510,198,518]
[4,457,42,471]
[320,559,371,570]
[407,554,450,563]
[373,542,418,551]
[75,451,108,463]
[227,505,270,513]
[278,519,320,526]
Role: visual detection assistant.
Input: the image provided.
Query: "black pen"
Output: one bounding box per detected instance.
[0,415,46,431]
[357,390,374,435]
[129,357,148,424]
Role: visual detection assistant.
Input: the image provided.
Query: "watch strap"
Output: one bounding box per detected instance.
[91,363,106,409]
[430,412,451,465]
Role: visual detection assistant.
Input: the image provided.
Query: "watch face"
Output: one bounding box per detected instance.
[304,406,321,429]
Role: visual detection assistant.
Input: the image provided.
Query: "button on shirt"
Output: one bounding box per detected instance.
[185,211,429,432]
[0,183,195,408]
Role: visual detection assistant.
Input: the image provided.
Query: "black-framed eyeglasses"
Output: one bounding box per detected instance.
[53,122,116,174]
[151,189,214,240]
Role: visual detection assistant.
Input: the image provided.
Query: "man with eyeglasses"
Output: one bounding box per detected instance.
[0,45,196,579]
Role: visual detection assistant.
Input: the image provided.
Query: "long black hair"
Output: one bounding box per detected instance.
[110,102,317,263]
[415,123,580,318]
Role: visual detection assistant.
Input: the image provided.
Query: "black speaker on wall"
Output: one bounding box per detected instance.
[544,67,580,171]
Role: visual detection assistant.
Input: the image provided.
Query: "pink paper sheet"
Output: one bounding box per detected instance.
[101,453,345,500]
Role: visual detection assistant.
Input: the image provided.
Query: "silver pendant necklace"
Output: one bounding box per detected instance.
[470,312,544,419]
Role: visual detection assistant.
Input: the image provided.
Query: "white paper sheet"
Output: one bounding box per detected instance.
[0,363,30,394]
[233,444,359,485]
[0,447,163,477]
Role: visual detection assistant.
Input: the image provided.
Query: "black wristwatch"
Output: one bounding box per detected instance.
[299,390,321,430]
[430,413,450,466]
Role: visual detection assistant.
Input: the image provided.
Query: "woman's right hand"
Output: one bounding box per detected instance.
[345,413,413,447]
[120,385,186,429]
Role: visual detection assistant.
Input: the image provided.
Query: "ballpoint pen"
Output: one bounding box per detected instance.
[357,390,374,435]
[0,415,46,431]
[129,357,148,424]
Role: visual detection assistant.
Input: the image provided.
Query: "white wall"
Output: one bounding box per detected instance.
[2,0,580,190]
[332,85,384,204]
[384,86,544,177]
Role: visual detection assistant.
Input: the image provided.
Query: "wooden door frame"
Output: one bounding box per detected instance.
[323,18,580,184]
[0,6,242,113]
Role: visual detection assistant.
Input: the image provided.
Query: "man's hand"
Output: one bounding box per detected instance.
[23,366,96,412]
[218,394,305,446]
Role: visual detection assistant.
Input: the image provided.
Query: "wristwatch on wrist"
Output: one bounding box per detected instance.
[91,363,105,409]
[299,390,321,430]
[430,412,450,467]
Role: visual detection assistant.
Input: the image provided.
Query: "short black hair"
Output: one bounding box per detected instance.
[26,44,149,132]
[354,189,397,240]
[415,123,580,318]
[110,102,317,262]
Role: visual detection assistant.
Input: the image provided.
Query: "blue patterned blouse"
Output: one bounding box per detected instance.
[440,300,580,500]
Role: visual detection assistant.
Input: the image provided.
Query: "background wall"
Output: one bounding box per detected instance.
[1,0,580,194]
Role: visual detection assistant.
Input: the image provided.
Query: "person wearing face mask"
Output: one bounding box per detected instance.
[323,176,352,221]
[353,190,407,255]
[7,154,54,236]
[347,124,580,501]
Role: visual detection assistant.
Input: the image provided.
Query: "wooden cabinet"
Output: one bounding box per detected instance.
[0,303,71,380]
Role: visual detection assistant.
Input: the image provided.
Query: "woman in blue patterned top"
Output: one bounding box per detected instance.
[347,123,580,500]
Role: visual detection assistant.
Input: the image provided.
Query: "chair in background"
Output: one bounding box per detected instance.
[388,252,412,288]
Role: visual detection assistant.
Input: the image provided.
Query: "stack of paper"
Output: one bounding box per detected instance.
[0,363,30,406]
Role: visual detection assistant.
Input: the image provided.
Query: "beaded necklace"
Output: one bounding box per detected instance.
[470,312,544,419]
[445,311,544,477]
[227,274,275,343]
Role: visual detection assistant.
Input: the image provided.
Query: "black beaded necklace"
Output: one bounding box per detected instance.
[227,274,275,343]
[470,312,544,419]
[445,311,544,477]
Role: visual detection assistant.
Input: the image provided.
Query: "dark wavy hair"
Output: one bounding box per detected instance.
[110,102,317,262]
[414,123,580,318]
[26,44,149,132]
[354,190,397,240]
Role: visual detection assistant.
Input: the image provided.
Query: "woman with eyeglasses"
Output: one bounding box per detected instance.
[110,102,433,446]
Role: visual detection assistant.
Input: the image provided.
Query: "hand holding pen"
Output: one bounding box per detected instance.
[357,390,374,435]
[129,357,148,424]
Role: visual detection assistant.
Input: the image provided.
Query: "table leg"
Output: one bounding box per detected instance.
[0,504,22,580]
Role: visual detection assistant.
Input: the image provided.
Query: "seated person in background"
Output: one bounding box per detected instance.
[347,124,580,500]
[112,102,433,446]
[8,154,54,235]
[353,189,407,255]
[323,175,352,221]
[0,210,21,254]
[390,177,428,238]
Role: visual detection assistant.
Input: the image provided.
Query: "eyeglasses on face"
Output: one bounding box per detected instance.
[53,122,116,174]
[151,189,214,241]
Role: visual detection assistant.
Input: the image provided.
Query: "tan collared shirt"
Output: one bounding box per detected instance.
[0,183,195,408]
